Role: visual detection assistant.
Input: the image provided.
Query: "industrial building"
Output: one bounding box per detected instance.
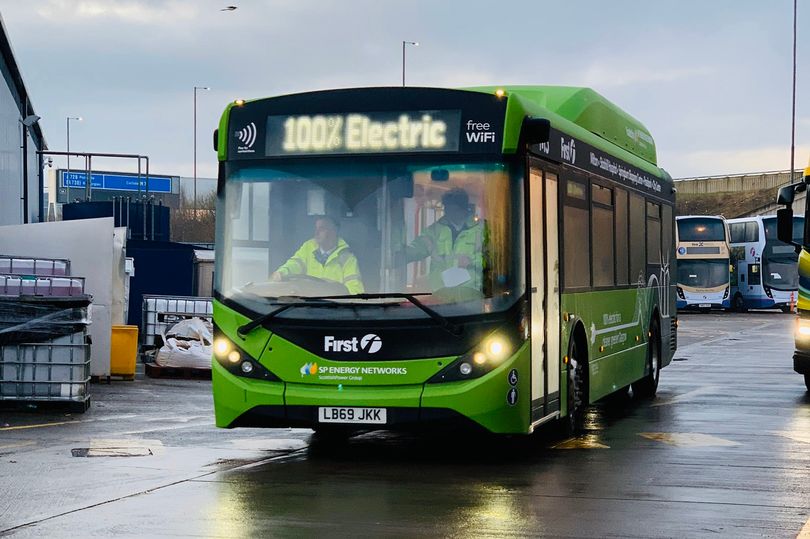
[0,14,46,226]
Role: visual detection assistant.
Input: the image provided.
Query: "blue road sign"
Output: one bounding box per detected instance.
[61,171,173,194]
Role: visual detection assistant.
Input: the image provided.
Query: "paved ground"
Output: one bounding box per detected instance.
[1,311,808,537]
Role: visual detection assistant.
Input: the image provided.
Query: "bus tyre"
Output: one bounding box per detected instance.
[633,319,661,399]
[733,294,747,313]
[566,336,587,435]
[805,373,810,392]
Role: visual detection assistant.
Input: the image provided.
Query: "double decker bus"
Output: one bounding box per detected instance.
[211,86,677,434]
[675,216,730,311]
[727,215,804,312]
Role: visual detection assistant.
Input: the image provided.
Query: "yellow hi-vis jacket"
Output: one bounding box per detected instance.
[406,217,488,291]
[276,238,364,294]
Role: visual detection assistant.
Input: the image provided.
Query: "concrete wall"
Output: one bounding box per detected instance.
[0,218,117,376]
[674,170,799,195]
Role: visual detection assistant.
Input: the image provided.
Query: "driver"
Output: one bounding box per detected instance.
[271,215,365,294]
[401,188,488,292]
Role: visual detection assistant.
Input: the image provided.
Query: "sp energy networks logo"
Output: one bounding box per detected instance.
[324,334,382,354]
[300,362,319,376]
[234,122,257,154]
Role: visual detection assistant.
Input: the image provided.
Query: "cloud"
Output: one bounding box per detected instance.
[33,0,197,25]
[572,64,713,89]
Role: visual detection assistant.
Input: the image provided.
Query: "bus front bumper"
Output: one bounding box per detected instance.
[212,348,531,434]
[794,350,810,375]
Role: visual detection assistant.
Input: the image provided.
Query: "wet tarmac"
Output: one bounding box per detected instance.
[1,311,809,537]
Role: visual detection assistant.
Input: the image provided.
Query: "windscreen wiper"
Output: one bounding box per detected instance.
[236,293,462,338]
[236,296,341,337]
[289,292,464,337]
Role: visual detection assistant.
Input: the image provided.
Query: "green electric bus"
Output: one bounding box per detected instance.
[211,86,677,434]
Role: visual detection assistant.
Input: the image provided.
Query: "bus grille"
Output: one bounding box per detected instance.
[670,318,678,352]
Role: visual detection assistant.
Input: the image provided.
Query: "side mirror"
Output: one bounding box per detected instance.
[776,207,800,253]
[776,180,806,205]
[521,117,551,145]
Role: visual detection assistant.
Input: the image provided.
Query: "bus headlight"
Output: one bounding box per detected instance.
[723,287,729,300]
[795,318,810,342]
[676,286,685,300]
[213,330,280,381]
[427,330,521,383]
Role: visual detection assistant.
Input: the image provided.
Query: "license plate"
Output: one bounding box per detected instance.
[698,303,711,308]
[318,407,387,424]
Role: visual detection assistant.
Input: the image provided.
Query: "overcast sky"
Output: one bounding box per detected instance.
[1,0,808,179]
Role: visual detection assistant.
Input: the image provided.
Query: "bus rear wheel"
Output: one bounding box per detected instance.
[633,319,661,399]
[566,336,587,435]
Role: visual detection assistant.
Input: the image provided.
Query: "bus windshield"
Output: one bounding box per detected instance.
[677,218,726,242]
[215,158,525,319]
[677,258,729,289]
[763,216,803,290]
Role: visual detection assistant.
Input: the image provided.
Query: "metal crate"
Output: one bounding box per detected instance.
[0,331,90,406]
[141,295,213,349]
[0,255,70,276]
[0,274,86,297]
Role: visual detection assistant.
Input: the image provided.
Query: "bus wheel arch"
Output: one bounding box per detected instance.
[565,322,589,434]
[733,293,747,312]
[633,311,661,399]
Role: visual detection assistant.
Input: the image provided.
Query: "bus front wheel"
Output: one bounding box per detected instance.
[633,319,661,399]
[566,335,587,435]
[805,373,810,391]
[733,294,747,313]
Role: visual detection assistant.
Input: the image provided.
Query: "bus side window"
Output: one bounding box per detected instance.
[562,174,591,289]
[628,193,646,283]
[745,222,759,242]
[591,183,615,287]
[615,188,629,285]
[729,223,745,243]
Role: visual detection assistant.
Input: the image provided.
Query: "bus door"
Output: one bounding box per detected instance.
[529,166,561,423]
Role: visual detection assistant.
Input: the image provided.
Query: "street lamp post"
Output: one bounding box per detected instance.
[402,41,419,86]
[66,116,81,202]
[193,86,210,216]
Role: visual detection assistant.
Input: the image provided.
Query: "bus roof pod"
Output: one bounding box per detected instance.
[463,85,658,166]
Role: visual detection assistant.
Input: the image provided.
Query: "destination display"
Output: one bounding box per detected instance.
[265,110,461,156]
[531,127,670,200]
[226,89,509,160]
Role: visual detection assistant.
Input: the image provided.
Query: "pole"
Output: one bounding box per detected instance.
[21,101,28,223]
[194,86,197,216]
[22,125,28,223]
[790,0,797,179]
[401,41,417,87]
[66,117,70,202]
[86,155,92,201]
